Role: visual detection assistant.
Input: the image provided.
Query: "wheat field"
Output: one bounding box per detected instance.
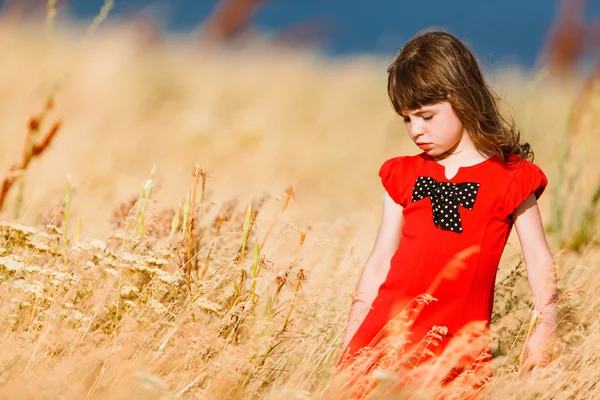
[0,7,599,400]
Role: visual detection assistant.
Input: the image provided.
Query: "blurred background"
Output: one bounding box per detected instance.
[4,0,600,64]
[35,0,586,66]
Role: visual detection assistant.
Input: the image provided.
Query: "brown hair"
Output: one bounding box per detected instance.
[387,28,533,163]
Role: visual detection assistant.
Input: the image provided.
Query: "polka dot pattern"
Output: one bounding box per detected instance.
[411,176,481,233]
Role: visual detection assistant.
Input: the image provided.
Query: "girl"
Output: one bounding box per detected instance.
[335,29,558,397]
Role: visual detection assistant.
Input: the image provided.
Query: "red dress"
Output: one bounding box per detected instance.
[336,152,548,396]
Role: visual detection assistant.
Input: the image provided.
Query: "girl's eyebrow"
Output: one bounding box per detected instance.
[402,108,436,117]
[414,107,438,114]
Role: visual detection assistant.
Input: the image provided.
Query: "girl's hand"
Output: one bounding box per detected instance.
[521,323,557,375]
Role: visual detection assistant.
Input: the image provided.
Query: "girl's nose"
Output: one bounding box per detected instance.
[411,121,425,137]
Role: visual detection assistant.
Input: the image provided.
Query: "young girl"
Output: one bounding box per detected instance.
[335,29,559,397]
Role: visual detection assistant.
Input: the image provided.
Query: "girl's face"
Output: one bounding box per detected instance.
[400,101,469,159]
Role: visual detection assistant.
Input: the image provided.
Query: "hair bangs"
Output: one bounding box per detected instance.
[387,61,448,116]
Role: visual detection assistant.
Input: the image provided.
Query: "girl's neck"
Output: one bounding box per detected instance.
[428,146,495,181]
[432,148,490,166]
[431,131,491,167]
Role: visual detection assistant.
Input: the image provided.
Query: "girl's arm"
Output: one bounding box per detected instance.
[513,193,558,368]
[340,191,404,354]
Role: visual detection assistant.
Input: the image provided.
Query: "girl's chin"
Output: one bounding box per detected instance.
[421,148,451,160]
[419,147,437,154]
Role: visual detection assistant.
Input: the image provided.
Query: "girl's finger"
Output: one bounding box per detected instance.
[523,354,538,371]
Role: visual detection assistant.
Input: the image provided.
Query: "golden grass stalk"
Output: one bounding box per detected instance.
[249,243,260,311]
[280,268,306,334]
[257,268,307,370]
[265,229,306,317]
[0,98,61,213]
[238,203,253,264]
[184,165,203,292]
[198,166,208,205]
[224,204,258,315]
[260,185,294,250]
[286,228,306,276]
[168,208,180,240]
[133,165,155,236]
[199,214,223,280]
[182,191,191,238]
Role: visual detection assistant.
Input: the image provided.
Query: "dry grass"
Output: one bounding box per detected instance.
[0,9,599,400]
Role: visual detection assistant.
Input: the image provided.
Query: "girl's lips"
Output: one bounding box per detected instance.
[417,143,432,150]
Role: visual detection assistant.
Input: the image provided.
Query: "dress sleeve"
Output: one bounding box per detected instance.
[504,161,548,218]
[379,156,406,206]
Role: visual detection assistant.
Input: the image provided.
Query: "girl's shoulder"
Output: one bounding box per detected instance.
[378,154,427,206]
[499,154,549,217]
[379,153,426,173]
[500,154,547,183]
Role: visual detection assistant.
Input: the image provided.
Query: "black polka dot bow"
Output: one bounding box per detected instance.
[411,176,480,233]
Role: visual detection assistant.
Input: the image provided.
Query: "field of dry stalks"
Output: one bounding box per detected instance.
[0,9,599,400]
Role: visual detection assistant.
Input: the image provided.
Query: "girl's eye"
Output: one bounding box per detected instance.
[423,115,433,121]
[403,117,410,123]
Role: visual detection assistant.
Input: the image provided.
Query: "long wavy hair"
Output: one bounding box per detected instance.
[387,29,533,163]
